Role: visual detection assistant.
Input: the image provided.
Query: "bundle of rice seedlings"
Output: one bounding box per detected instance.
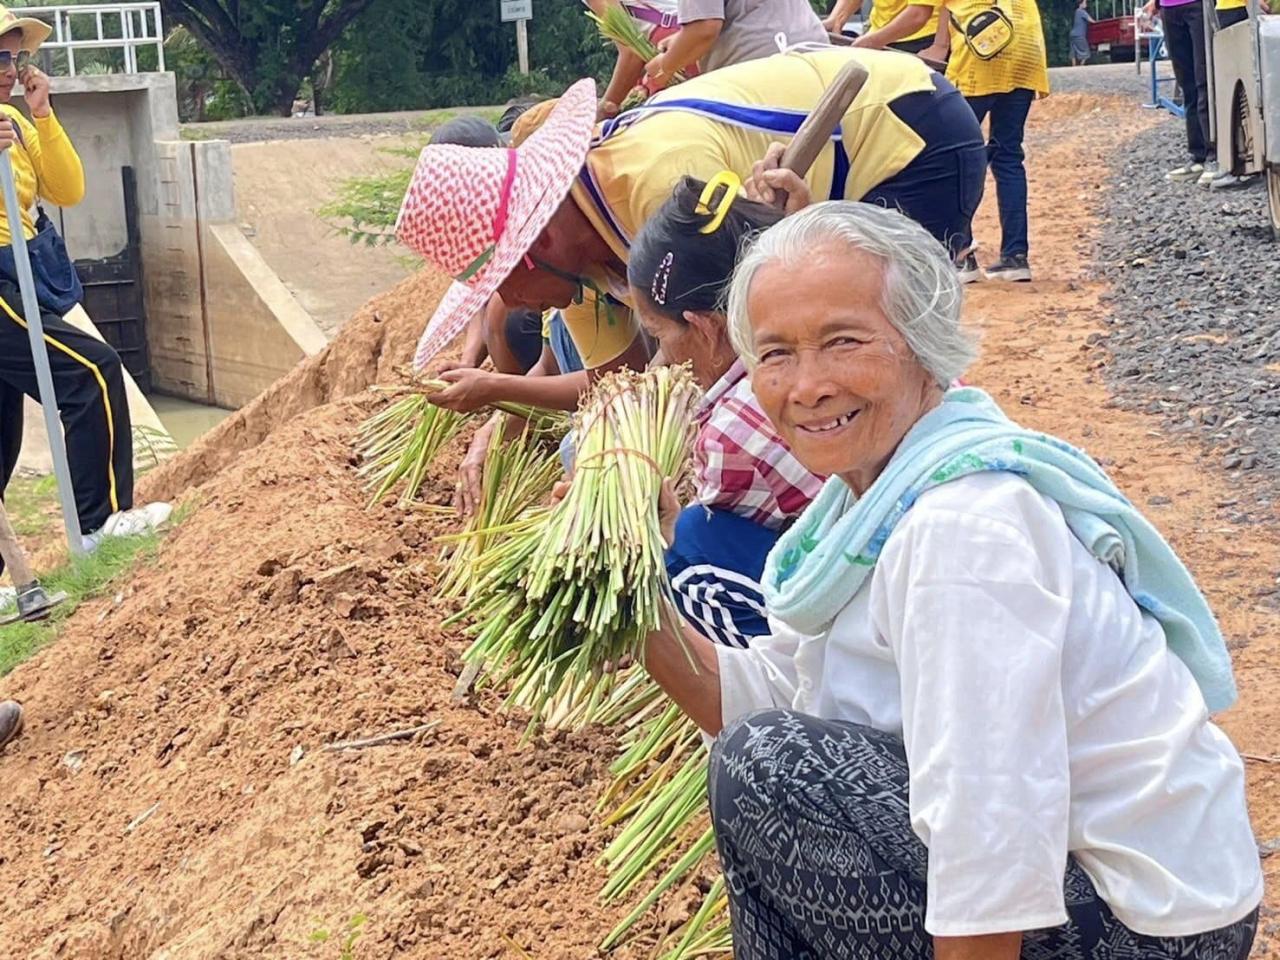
[356,394,472,506]
[436,415,564,599]
[452,365,701,726]
[585,0,686,112]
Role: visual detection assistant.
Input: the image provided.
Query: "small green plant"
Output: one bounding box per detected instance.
[309,914,367,959]
[316,166,414,248]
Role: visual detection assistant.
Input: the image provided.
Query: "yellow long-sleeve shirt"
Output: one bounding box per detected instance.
[0,105,85,246]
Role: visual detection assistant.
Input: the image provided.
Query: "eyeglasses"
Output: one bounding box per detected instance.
[0,51,33,72]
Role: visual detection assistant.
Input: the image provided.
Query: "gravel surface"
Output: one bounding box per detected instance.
[1089,117,1279,514]
[1049,61,1152,98]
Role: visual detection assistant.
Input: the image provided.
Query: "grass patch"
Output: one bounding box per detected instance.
[180,126,214,141]
[5,474,59,539]
[0,512,184,676]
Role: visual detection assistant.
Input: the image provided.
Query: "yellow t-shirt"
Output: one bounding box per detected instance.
[569,47,937,267]
[1216,0,1246,12]
[871,0,944,44]
[0,106,85,246]
[540,289,638,370]
[945,0,1050,98]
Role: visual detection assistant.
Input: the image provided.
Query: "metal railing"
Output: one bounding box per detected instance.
[13,3,165,76]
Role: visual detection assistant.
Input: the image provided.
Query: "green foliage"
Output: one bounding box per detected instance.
[309,914,367,960]
[317,159,413,247]
[165,25,251,123]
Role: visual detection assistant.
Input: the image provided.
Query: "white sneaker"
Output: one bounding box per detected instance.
[1197,161,1220,187]
[1209,171,1257,191]
[1165,162,1204,182]
[82,502,173,553]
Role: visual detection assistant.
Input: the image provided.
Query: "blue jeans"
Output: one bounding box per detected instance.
[963,88,1035,260]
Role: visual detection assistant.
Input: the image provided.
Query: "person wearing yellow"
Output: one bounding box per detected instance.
[919,0,1049,282]
[0,6,169,561]
[824,0,945,56]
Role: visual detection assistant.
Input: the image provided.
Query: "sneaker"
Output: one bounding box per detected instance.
[956,251,982,284]
[1165,162,1204,182]
[983,255,1032,282]
[82,501,173,553]
[0,700,23,749]
[1209,171,1257,191]
[1197,160,1220,187]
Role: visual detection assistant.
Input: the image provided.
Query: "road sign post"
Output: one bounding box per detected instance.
[500,0,533,75]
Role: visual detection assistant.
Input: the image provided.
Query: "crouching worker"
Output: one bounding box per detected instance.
[639,202,1262,958]
[0,10,169,557]
[628,173,822,648]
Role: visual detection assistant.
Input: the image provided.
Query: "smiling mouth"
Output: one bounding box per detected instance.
[796,411,858,434]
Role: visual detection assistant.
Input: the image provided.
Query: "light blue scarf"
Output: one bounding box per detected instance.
[762,387,1238,712]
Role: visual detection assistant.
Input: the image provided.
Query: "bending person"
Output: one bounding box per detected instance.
[0,10,169,565]
[627,172,823,648]
[636,202,1262,958]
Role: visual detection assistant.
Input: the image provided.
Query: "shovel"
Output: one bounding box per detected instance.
[0,497,67,625]
[771,57,872,209]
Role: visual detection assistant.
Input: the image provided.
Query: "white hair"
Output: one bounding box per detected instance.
[725,201,978,387]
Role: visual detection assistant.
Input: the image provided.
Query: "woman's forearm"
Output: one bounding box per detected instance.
[643,619,724,735]
[659,20,722,77]
[603,48,646,105]
[935,933,1023,960]
[858,4,933,46]
[497,369,589,410]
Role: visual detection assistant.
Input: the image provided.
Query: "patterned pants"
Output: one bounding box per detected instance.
[708,709,1259,960]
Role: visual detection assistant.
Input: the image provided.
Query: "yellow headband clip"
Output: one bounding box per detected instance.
[696,170,743,235]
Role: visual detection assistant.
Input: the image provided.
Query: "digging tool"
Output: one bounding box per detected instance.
[0,497,67,625]
[772,58,871,210]
[0,150,83,560]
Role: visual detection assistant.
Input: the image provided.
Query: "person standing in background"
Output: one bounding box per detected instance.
[585,0,687,119]
[1142,0,1210,183]
[1070,0,1094,65]
[825,0,945,55]
[920,0,1049,282]
[643,0,828,90]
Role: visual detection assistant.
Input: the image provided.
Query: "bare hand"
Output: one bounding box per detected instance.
[745,141,813,215]
[1142,0,1157,16]
[425,368,495,413]
[643,52,673,91]
[597,99,620,122]
[20,66,50,118]
[455,419,497,517]
[851,32,880,48]
[658,479,679,548]
[917,45,948,66]
[0,118,18,152]
[822,13,842,32]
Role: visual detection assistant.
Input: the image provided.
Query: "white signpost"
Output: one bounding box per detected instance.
[500,0,532,75]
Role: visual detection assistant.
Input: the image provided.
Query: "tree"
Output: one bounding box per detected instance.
[158,0,379,116]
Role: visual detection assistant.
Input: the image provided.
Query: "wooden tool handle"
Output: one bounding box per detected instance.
[773,58,870,208]
[0,499,35,588]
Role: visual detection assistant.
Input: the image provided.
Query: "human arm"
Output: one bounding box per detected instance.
[823,0,860,33]
[428,345,589,413]
[603,47,647,113]
[853,3,936,48]
[646,16,723,88]
[19,69,85,207]
[871,478,1074,938]
[935,935,1023,960]
[918,7,953,64]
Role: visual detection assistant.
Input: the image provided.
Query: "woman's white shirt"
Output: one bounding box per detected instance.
[717,471,1262,938]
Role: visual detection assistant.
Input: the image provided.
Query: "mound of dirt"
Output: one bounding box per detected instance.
[139,267,450,507]
[0,389,685,959]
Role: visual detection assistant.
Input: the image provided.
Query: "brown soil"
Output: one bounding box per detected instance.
[1,92,1277,959]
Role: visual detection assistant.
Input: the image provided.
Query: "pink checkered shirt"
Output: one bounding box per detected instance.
[693,360,825,530]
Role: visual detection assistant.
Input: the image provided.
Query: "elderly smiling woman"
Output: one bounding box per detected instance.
[641,202,1263,959]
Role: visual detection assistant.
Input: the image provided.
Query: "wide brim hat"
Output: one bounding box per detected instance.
[396,78,597,370]
[0,6,52,52]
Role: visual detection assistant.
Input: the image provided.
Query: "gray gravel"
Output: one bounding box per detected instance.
[1049,61,1152,99]
[1088,117,1279,517]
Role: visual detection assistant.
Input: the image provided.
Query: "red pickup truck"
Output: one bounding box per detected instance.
[1087,15,1155,61]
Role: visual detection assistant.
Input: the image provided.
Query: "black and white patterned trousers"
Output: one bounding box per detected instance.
[708,709,1258,960]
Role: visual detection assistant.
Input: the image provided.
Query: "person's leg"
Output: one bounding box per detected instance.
[664,506,778,649]
[0,286,133,536]
[1163,3,1208,166]
[710,709,1261,960]
[985,88,1034,265]
[1187,0,1211,165]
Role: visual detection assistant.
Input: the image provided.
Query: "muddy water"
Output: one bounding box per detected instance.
[148,395,233,448]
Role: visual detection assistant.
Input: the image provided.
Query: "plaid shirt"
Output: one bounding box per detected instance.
[693,360,825,530]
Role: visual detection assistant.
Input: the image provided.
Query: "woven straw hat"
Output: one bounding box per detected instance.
[396,78,597,370]
[0,6,51,52]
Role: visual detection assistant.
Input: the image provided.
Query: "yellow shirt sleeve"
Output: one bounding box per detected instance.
[0,106,85,246]
[870,0,944,42]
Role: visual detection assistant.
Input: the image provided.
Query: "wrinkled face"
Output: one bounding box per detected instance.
[746,244,939,494]
[632,296,731,390]
[0,31,21,101]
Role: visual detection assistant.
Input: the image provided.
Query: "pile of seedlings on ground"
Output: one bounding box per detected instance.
[355,365,733,958]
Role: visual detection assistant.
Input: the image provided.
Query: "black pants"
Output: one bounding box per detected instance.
[1162,0,1211,163]
[709,709,1260,959]
[861,75,987,258]
[0,281,133,546]
[1217,5,1247,27]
